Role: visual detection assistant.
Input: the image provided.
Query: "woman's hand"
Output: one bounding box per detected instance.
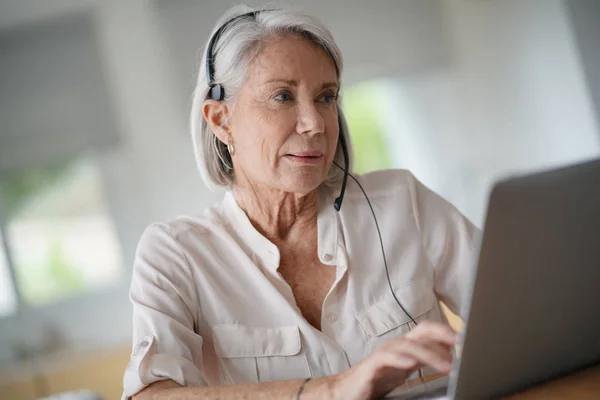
[332,321,457,400]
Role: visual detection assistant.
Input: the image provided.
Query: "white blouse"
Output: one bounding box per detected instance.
[122,169,479,399]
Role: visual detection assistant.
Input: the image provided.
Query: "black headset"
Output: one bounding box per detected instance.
[204,10,417,326]
[206,11,257,102]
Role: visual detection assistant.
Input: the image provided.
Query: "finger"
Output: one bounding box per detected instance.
[386,340,453,373]
[406,321,456,340]
[419,336,455,354]
[415,340,454,364]
[375,350,420,371]
[365,352,420,399]
[375,340,452,372]
[405,321,457,346]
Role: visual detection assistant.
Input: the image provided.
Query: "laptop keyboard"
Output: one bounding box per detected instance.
[384,377,449,399]
[405,385,449,399]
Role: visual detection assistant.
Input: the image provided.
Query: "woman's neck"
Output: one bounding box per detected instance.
[232,183,318,243]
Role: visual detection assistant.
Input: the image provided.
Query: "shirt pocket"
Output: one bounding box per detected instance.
[212,324,311,384]
[356,277,436,347]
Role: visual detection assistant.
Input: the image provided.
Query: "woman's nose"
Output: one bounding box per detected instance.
[296,101,325,137]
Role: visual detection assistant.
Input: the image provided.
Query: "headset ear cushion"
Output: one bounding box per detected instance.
[210,84,225,101]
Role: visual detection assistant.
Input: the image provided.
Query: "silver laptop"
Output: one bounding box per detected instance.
[388,158,600,399]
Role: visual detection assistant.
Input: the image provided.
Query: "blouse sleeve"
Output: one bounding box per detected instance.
[408,173,481,319]
[122,223,206,399]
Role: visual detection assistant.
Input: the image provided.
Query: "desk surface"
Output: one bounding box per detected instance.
[401,363,600,399]
[504,363,600,399]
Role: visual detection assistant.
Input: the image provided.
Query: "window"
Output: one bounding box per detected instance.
[0,156,123,314]
[342,75,473,222]
[342,81,393,174]
[0,231,17,318]
[0,12,125,319]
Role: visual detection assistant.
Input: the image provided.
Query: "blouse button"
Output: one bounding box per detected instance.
[133,338,152,356]
[327,312,338,323]
[323,253,333,262]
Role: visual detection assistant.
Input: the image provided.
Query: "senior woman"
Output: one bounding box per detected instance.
[123,5,477,400]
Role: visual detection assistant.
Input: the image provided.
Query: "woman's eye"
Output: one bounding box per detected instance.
[319,92,338,104]
[273,91,292,102]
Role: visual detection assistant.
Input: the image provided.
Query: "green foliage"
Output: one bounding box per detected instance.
[1,160,87,306]
[342,81,392,174]
[1,162,69,221]
[15,229,86,305]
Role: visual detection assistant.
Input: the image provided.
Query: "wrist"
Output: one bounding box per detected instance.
[329,370,355,400]
[327,373,342,400]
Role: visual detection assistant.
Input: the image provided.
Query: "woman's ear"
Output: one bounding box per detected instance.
[202,99,231,144]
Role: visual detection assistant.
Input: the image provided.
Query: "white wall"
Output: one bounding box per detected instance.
[446,0,599,225]
[0,0,93,31]
[379,0,600,227]
[0,13,118,172]
[566,0,600,132]
[156,0,448,91]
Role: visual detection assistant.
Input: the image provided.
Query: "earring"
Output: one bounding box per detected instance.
[227,142,235,156]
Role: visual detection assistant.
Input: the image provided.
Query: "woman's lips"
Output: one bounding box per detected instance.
[285,151,323,164]
[290,150,323,157]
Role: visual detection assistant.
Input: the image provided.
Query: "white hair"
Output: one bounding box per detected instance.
[190,4,352,191]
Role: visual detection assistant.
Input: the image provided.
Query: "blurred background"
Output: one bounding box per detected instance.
[0,0,598,398]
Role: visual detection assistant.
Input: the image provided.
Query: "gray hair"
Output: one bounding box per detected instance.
[190,4,352,191]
